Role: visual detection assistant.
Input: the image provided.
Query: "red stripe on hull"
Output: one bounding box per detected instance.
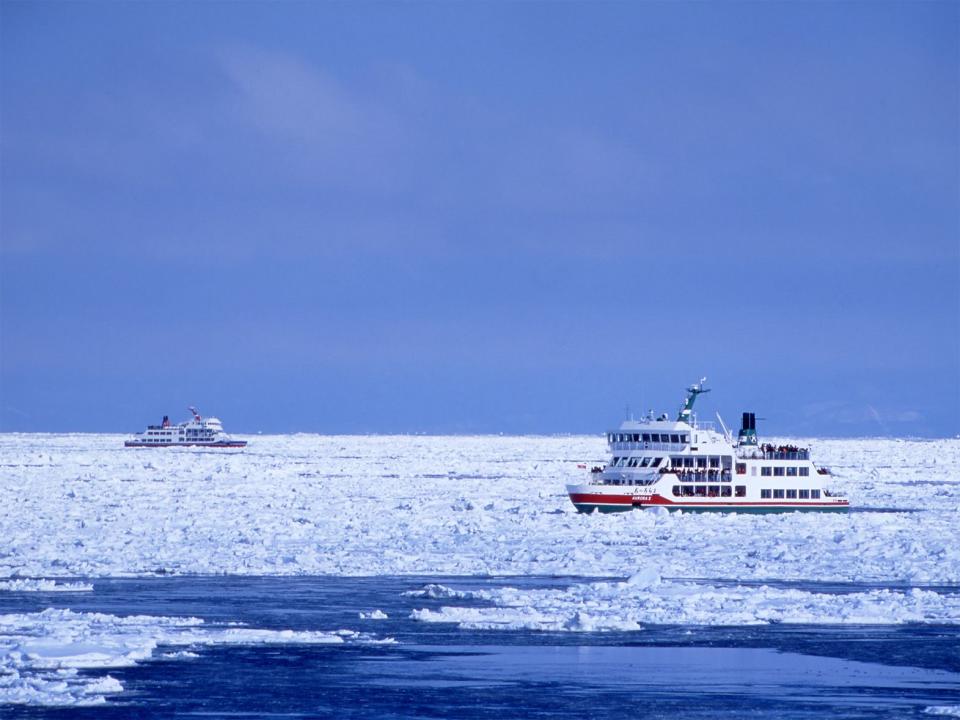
[569,492,848,509]
[646,494,847,507]
[568,493,635,505]
[124,442,247,448]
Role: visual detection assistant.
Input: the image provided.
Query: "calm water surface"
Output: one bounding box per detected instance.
[3,576,959,719]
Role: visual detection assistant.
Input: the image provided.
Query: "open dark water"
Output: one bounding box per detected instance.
[3,576,959,719]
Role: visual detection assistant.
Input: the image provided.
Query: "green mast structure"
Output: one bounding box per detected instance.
[677,377,710,423]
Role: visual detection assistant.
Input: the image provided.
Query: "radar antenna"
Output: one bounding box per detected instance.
[677,377,710,422]
[188,406,202,422]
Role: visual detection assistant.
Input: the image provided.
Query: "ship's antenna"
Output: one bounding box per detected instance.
[677,377,710,422]
[189,406,202,422]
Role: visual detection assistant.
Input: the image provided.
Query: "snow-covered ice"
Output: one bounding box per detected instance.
[409,576,960,631]
[0,430,957,710]
[0,579,92,592]
[1,434,957,584]
[0,607,393,706]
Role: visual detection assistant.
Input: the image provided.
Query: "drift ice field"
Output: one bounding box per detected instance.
[1,433,959,709]
[3,434,958,582]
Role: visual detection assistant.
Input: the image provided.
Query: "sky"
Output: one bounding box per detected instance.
[1,1,958,436]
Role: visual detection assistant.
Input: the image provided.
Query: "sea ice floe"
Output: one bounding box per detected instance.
[0,434,958,584]
[0,608,395,706]
[402,583,475,600]
[409,577,960,631]
[0,579,93,592]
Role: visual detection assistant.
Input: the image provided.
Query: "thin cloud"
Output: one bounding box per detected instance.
[215,45,410,194]
[217,47,368,145]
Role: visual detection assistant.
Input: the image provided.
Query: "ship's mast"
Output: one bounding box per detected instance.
[677,377,710,423]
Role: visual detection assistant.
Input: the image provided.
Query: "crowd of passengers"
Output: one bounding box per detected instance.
[673,485,746,498]
[659,466,731,480]
[749,443,810,460]
[761,443,804,454]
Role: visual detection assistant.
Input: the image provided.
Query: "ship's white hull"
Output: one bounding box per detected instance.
[124,439,246,448]
[566,483,849,513]
[125,409,245,448]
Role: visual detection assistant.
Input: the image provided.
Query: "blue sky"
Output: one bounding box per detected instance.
[1,1,957,436]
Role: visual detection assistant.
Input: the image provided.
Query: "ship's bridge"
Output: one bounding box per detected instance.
[608,419,725,453]
[608,379,728,453]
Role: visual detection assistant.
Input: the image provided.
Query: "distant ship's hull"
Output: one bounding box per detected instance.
[567,486,849,514]
[124,440,247,448]
[125,408,246,448]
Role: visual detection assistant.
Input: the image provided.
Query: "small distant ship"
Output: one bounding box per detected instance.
[566,379,848,513]
[124,407,247,448]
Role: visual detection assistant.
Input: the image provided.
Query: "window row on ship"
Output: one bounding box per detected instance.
[143,429,211,434]
[605,472,732,484]
[608,456,814,480]
[144,430,212,436]
[670,485,746,497]
[612,456,810,475]
[140,437,217,443]
[760,488,822,499]
[611,455,733,468]
[667,486,823,499]
[608,432,691,444]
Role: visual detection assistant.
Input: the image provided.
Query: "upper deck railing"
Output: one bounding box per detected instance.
[736,448,810,461]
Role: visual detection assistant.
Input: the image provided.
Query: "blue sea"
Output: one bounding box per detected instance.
[3,576,959,718]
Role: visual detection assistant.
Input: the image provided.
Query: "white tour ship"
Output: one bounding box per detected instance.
[567,379,848,513]
[124,407,247,448]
